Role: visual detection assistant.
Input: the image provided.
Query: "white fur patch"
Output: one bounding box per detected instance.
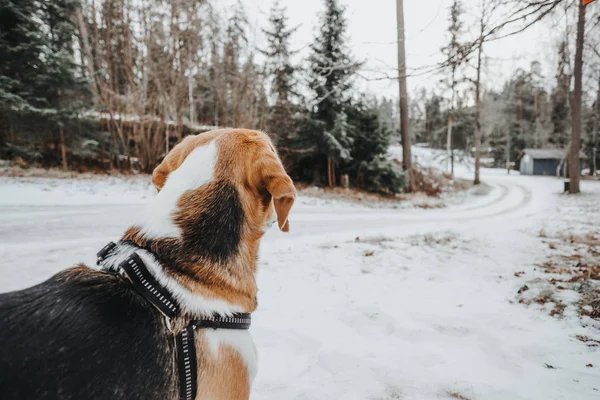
[140,140,218,239]
[99,245,244,317]
[205,329,258,383]
[136,250,244,316]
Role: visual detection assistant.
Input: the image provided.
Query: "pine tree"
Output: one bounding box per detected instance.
[0,0,44,111]
[0,0,88,166]
[39,0,90,168]
[346,98,404,193]
[0,0,39,156]
[261,0,299,145]
[306,0,360,186]
[346,100,390,168]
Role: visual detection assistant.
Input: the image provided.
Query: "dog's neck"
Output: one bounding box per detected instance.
[101,237,258,317]
[99,242,240,316]
[107,143,265,316]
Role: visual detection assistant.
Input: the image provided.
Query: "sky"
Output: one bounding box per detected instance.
[222,0,573,101]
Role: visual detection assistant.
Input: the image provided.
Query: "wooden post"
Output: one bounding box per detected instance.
[340,174,349,189]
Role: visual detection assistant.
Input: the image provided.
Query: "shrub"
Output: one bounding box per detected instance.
[358,156,406,194]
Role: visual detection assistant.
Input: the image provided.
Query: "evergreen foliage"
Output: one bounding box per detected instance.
[261,0,300,146]
[0,0,598,186]
[0,0,90,164]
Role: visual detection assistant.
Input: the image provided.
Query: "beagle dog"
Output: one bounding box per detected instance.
[0,129,296,400]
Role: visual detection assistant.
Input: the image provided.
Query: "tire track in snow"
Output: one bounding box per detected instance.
[448,183,510,213]
[270,179,534,240]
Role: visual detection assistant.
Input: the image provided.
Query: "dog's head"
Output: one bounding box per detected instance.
[150,129,296,248]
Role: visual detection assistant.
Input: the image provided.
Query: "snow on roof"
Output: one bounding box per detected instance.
[521,148,586,160]
[82,111,220,132]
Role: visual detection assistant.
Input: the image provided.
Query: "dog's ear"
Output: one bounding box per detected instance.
[152,136,196,191]
[260,153,296,232]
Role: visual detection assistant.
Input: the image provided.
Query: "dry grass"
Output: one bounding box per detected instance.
[0,164,141,178]
[411,164,470,197]
[526,231,600,320]
[409,233,457,247]
[295,165,470,209]
[447,391,472,400]
[296,183,401,205]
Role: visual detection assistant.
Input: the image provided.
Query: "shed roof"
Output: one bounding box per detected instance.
[520,148,586,160]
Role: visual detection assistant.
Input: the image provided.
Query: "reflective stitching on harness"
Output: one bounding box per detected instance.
[180,329,194,400]
[126,258,179,315]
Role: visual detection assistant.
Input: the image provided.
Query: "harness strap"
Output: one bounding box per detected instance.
[191,313,252,330]
[176,325,197,400]
[97,241,251,400]
[119,252,180,319]
[97,241,118,265]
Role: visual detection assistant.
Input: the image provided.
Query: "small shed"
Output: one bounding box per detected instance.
[519,148,585,177]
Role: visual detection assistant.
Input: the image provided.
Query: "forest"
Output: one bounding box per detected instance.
[0,0,599,193]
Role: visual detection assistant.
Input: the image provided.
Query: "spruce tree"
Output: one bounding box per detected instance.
[306,0,360,186]
[0,0,88,166]
[261,0,299,145]
[0,0,45,111]
[40,0,90,168]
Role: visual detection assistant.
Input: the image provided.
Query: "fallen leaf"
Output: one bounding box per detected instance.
[586,364,593,368]
[518,285,529,294]
[364,250,375,257]
[544,363,556,369]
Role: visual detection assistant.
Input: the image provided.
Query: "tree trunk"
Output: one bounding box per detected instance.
[327,158,336,188]
[592,76,600,177]
[569,1,586,194]
[100,138,106,172]
[59,126,68,170]
[446,112,453,174]
[396,0,412,190]
[165,124,170,155]
[473,33,483,185]
[188,70,195,125]
[327,158,331,188]
[506,127,511,175]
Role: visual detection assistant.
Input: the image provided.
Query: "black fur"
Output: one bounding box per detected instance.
[179,180,243,263]
[134,180,244,280]
[0,267,176,400]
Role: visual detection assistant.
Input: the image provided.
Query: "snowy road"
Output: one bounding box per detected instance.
[1,171,599,400]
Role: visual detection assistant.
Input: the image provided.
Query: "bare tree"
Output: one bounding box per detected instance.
[441,0,467,176]
[469,0,501,184]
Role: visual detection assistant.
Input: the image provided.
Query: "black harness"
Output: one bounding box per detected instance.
[97,242,251,400]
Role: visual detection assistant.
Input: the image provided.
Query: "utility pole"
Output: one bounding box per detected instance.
[569,0,587,194]
[396,0,412,189]
[593,74,600,176]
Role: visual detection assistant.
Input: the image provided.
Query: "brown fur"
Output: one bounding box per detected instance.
[124,129,295,313]
[194,331,250,400]
[122,129,295,399]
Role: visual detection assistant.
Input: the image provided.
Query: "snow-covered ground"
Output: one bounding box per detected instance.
[1,162,599,399]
